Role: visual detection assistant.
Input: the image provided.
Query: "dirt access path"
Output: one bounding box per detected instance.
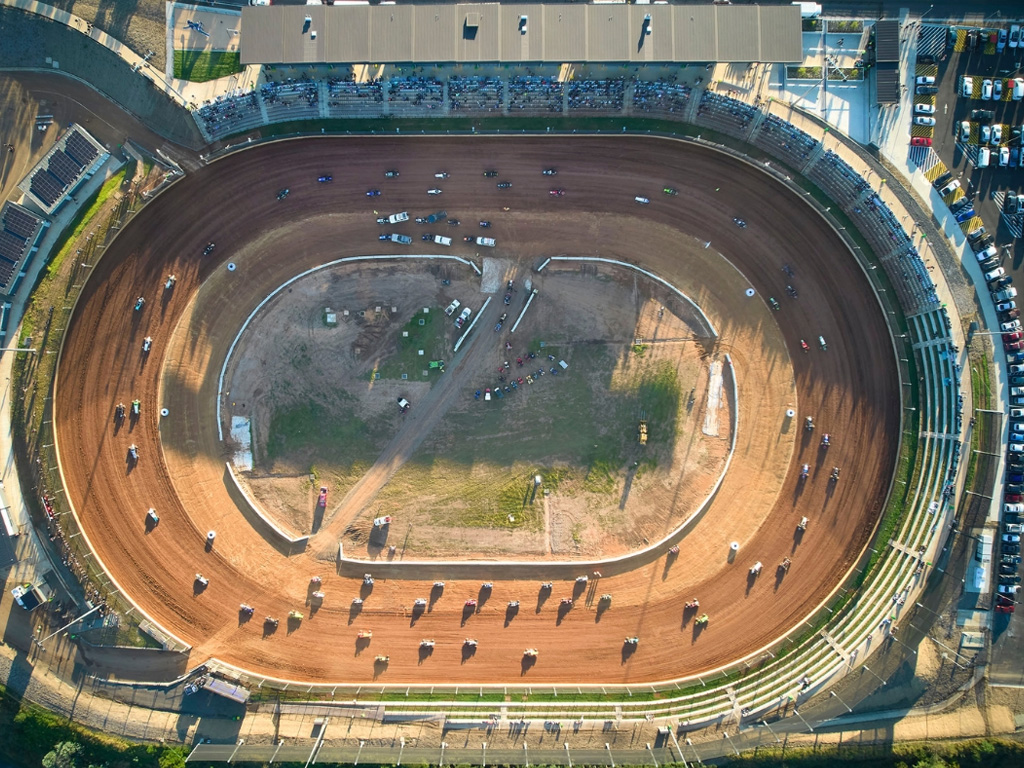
[54,135,899,685]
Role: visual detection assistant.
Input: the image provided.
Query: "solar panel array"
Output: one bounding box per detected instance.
[30,169,67,208]
[65,131,99,166]
[0,203,43,293]
[49,151,85,186]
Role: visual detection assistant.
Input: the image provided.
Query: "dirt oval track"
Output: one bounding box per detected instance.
[54,136,900,685]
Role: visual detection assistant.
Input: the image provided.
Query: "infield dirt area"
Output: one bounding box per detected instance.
[226,257,734,561]
[54,135,900,685]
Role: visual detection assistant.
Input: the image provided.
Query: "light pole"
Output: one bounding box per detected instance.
[397,737,404,766]
[35,603,103,651]
[761,719,782,743]
[862,665,888,686]
[921,4,935,20]
[355,740,364,766]
[793,709,815,733]
[481,742,487,768]
[646,742,659,767]
[439,741,447,767]
[605,743,615,768]
[723,732,740,757]
[564,742,572,768]
[830,690,853,713]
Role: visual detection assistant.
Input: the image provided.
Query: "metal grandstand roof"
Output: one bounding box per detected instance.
[17,125,107,216]
[240,3,802,66]
[875,63,900,104]
[874,20,900,63]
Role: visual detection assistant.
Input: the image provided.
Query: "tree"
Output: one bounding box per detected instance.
[42,741,82,768]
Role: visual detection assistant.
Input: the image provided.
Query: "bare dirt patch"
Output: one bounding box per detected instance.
[228,259,732,559]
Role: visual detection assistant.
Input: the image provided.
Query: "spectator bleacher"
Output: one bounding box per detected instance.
[449,76,503,114]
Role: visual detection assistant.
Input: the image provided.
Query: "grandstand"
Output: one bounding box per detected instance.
[0,202,50,298]
[17,125,109,216]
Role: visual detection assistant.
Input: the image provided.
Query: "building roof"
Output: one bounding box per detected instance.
[875,63,900,104]
[874,20,900,63]
[17,125,107,216]
[240,3,803,66]
[0,202,47,295]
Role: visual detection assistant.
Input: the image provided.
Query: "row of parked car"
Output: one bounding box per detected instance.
[960,76,1024,102]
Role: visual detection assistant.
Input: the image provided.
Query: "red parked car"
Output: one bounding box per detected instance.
[1007,341,1024,352]
[911,137,932,146]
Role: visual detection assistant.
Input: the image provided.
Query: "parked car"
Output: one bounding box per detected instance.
[962,77,974,97]
[911,137,932,146]
[988,267,1007,282]
[983,79,994,100]
[916,75,936,85]
[973,109,995,122]
[995,79,1004,100]
[993,124,1004,145]
[999,28,1009,52]
[914,116,936,126]
[959,121,971,142]
[939,179,961,196]
[916,85,939,95]
[914,103,936,114]
[1001,147,1012,166]
[956,208,977,223]
[982,125,992,144]
[454,307,471,328]
[1011,24,1021,48]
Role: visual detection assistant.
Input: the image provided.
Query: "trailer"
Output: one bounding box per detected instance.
[427,210,448,223]
[11,582,49,612]
[198,675,251,704]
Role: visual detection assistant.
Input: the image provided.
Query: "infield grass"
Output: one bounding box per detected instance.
[374,345,683,530]
[173,50,243,83]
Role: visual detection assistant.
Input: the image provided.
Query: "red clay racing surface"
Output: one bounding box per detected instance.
[54,136,900,685]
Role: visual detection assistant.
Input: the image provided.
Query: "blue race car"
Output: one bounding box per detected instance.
[366,189,381,197]
[318,175,333,183]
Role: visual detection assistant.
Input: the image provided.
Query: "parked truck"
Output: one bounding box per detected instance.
[390,234,413,245]
[433,235,452,246]
[476,237,496,247]
[377,211,409,225]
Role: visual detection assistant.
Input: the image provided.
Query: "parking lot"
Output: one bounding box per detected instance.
[916,26,1024,260]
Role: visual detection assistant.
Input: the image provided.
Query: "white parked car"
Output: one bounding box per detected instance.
[1010,363,1024,373]
[939,179,961,196]
[995,79,1004,100]
[455,306,472,328]
[1006,503,1024,513]
[962,76,974,97]
[916,76,936,85]
[999,28,1009,52]
[914,103,935,114]
[987,267,1006,282]
[1003,320,1022,332]
[1011,24,1021,48]
[1001,146,1011,166]
[913,116,936,126]
[959,121,971,142]
[444,298,461,317]
[982,79,994,100]
[992,124,1003,145]
[981,124,992,143]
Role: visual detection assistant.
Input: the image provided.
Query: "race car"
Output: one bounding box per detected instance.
[366,189,381,197]
[497,181,512,189]
[483,170,499,177]
[277,188,290,200]
[203,242,216,255]
[542,168,557,176]
[318,175,333,183]
[663,187,678,196]
[384,170,400,178]
[479,220,492,228]
[427,188,443,195]
[549,189,565,197]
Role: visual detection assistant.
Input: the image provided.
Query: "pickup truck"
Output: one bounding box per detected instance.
[377,212,409,225]
[388,234,412,245]
[476,237,496,247]
[433,235,452,246]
